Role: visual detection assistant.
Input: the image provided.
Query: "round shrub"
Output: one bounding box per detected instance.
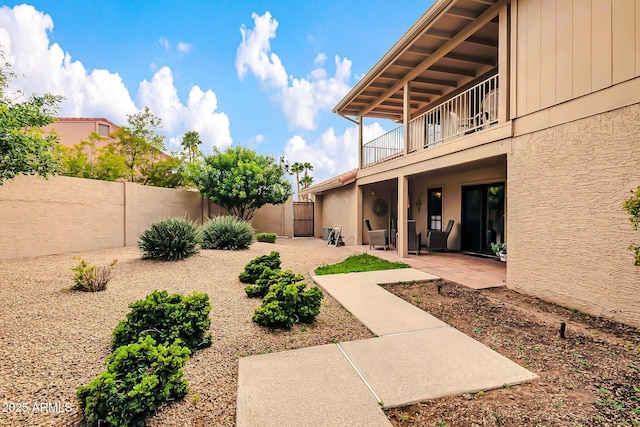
[201,215,254,250]
[138,218,201,261]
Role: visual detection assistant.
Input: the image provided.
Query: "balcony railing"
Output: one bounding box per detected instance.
[362,125,404,166]
[361,74,499,168]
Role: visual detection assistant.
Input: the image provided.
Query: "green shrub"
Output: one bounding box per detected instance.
[138,218,201,261]
[112,290,212,352]
[252,281,324,329]
[70,258,118,292]
[77,336,190,427]
[245,268,304,298]
[238,251,281,283]
[201,215,255,250]
[256,232,277,243]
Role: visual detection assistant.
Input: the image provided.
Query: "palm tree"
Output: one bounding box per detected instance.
[300,175,314,201]
[290,162,304,201]
[182,131,202,163]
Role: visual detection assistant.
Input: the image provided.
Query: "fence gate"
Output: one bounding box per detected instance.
[293,202,314,237]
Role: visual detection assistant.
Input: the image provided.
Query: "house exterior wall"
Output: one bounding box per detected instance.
[0,175,293,260]
[410,158,506,249]
[508,103,640,327]
[316,183,358,244]
[514,0,640,117]
[45,118,118,148]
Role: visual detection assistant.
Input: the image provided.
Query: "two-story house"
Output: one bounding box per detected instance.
[305,0,640,327]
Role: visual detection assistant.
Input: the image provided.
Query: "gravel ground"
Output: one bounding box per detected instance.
[0,238,373,426]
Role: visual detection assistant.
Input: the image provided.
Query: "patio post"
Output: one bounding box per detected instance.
[397,175,409,257]
[358,116,363,170]
[403,81,410,156]
[356,184,363,245]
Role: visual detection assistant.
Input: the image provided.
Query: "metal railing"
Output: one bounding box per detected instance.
[409,74,498,151]
[361,74,499,167]
[362,125,405,166]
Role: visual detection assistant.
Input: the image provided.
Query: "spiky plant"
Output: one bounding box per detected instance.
[201,216,254,250]
[138,218,201,261]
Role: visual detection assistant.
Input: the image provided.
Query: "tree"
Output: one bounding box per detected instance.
[623,187,640,266]
[56,132,128,181]
[300,175,314,201]
[194,146,293,221]
[0,53,62,184]
[290,162,304,201]
[111,107,166,183]
[181,131,202,163]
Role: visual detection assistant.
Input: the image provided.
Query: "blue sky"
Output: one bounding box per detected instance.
[1,1,431,182]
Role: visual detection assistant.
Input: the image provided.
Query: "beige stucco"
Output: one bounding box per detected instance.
[45,118,118,148]
[0,175,293,260]
[508,104,640,327]
[313,183,359,244]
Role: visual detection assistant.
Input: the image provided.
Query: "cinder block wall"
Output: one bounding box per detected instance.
[0,176,292,260]
[508,104,640,327]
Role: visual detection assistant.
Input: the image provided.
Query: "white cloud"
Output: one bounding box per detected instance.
[177,42,192,53]
[0,4,231,154]
[138,66,231,153]
[235,12,353,131]
[313,53,327,66]
[235,11,287,88]
[158,37,170,51]
[284,122,387,182]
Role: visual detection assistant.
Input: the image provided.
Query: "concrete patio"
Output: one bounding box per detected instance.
[365,247,507,290]
[236,268,537,427]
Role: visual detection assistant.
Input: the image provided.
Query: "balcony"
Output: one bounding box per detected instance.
[362,74,499,168]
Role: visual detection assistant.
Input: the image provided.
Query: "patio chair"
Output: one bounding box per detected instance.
[327,225,345,247]
[425,219,454,252]
[407,220,422,255]
[364,219,389,250]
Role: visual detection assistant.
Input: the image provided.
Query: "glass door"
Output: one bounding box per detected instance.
[461,183,505,253]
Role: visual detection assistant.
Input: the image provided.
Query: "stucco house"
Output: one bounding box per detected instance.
[304,0,640,327]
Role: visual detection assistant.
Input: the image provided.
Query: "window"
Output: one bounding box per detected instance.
[98,124,110,137]
[428,188,443,231]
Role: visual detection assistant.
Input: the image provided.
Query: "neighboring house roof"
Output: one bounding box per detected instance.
[334,0,503,122]
[301,169,357,195]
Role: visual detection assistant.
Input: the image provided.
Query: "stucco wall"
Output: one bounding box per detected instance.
[508,104,640,327]
[250,197,293,237]
[0,176,293,260]
[123,182,206,246]
[0,175,126,259]
[316,183,358,244]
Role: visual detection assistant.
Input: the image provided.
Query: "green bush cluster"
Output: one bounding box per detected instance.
[112,290,212,352]
[253,282,324,329]
[77,337,190,427]
[77,290,212,426]
[138,218,201,261]
[238,251,281,283]
[255,232,277,243]
[245,268,304,298]
[201,216,254,250]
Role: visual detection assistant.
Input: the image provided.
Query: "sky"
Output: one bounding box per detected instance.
[0,1,432,182]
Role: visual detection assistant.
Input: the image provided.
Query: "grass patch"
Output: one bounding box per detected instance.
[314,253,410,275]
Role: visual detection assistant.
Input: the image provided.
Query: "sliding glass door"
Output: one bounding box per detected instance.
[461,183,504,253]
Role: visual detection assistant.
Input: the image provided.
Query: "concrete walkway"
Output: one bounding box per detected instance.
[236,269,537,427]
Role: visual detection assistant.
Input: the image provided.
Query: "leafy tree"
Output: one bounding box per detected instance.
[112,107,167,183]
[0,52,62,184]
[56,132,128,181]
[300,174,314,199]
[194,146,293,221]
[623,187,640,266]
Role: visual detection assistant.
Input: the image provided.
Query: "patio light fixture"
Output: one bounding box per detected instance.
[416,197,422,212]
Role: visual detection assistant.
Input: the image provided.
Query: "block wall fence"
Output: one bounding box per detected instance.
[0,175,293,260]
